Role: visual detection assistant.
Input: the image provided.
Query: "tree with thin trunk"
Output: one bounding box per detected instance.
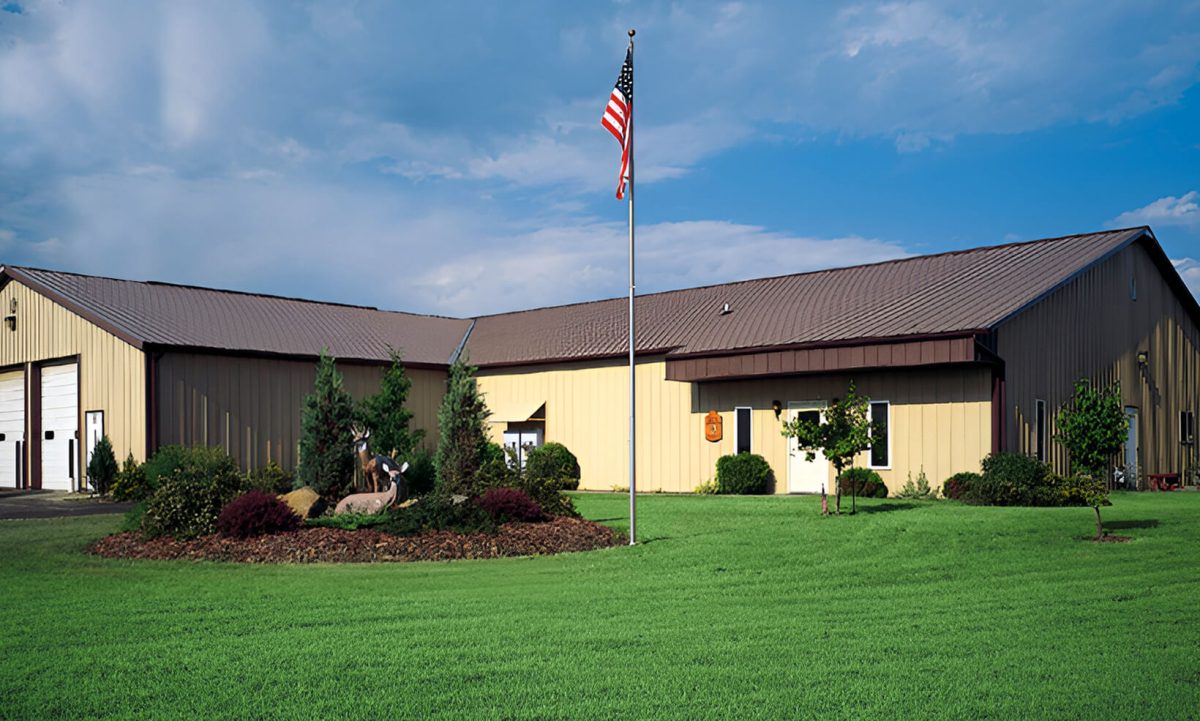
[1056,378,1128,539]
[782,381,875,514]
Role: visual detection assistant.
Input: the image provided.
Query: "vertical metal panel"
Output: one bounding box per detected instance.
[154,352,445,471]
[997,242,1200,482]
[0,280,146,473]
[478,358,991,495]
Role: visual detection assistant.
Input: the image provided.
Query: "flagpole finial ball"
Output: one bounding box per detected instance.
[628,28,635,37]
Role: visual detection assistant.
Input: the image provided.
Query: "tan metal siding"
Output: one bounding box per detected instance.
[478,359,991,494]
[998,241,1200,481]
[0,279,146,480]
[155,352,445,471]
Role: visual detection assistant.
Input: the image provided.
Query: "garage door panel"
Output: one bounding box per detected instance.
[0,372,23,488]
[41,363,77,492]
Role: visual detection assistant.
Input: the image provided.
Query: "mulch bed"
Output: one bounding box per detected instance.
[1093,534,1133,543]
[88,517,621,564]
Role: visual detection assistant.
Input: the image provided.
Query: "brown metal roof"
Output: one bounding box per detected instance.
[3,227,1174,369]
[464,227,1152,366]
[1,266,472,366]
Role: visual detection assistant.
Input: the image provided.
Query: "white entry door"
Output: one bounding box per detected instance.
[41,363,79,491]
[0,371,24,488]
[1123,406,1139,489]
[787,402,828,493]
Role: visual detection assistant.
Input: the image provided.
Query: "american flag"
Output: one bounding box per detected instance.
[601,48,633,200]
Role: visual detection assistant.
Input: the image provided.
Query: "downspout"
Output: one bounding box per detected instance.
[145,350,161,460]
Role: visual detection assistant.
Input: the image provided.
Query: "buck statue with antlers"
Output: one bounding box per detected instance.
[351,425,406,494]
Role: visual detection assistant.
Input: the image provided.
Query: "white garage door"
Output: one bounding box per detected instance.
[0,371,24,488]
[41,363,78,491]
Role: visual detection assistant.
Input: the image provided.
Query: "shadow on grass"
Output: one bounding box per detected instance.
[852,502,920,514]
[1104,519,1159,530]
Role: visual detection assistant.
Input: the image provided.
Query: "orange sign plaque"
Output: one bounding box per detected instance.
[704,411,723,442]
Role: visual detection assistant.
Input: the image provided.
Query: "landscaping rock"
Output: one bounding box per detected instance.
[87,517,621,564]
[280,487,321,519]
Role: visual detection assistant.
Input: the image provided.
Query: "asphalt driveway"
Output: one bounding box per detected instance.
[0,489,134,520]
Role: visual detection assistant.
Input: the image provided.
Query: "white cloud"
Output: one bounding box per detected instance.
[1172,258,1200,299]
[411,220,910,315]
[1110,191,1200,229]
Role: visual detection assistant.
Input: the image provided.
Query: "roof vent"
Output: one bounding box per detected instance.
[720,302,732,315]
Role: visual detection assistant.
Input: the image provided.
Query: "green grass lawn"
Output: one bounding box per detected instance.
[1,493,1198,720]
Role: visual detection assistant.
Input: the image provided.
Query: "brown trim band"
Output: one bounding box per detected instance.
[665,336,988,382]
[28,363,40,490]
[142,344,451,371]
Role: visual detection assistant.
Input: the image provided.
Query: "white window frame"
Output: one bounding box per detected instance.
[734,406,752,454]
[868,400,891,470]
[1035,399,1047,462]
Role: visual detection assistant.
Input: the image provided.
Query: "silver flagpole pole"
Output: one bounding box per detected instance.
[627,28,637,546]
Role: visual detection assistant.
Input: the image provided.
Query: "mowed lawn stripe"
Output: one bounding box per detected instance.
[1,493,1197,720]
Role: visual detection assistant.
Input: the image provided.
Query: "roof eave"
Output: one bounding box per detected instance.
[0,266,147,350]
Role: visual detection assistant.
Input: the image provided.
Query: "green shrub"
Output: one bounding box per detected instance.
[475,443,520,489]
[694,479,719,495]
[516,475,579,518]
[118,501,147,533]
[141,449,246,539]
[141,445,194,486]
[970,452,1055,506]
[1054,474,1106,508]
[86,435,118,496]
[525,442,581,490]
[400,447,436,498]
[310,495,498,536]
[244,460,294,495]
[110,453,151,502]
[942,472,980,501]
[839,467,888,498]
[715,453,773,495]
[896,469,936,499]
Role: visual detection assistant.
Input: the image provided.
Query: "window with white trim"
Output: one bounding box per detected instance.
[735,407,752,454]
[1035,399,1047,462]
[869,401,890,468]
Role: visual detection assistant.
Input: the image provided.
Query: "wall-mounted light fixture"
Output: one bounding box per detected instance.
[1137,350,1149,369]
[3,315,14,332]
[771,400,782,418]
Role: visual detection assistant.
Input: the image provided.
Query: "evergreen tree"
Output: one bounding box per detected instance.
[358,348,423,460]
[86,435,118,496]
[434,355,492,495]
[298,350,357,501]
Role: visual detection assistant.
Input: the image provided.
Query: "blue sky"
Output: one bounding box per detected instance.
[0,1,1197,315]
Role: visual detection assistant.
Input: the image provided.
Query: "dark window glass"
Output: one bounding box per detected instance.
[1182,411,1195,445]
[736,407,751,454]
[1036,400,1047,461]
[870,402,889,467]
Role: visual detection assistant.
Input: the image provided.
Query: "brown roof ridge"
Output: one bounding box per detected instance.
[4,264,466,322]
[470,226,1151,322]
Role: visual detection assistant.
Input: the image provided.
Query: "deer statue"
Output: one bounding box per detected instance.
[351,425,406,494]
[334,473,406,515]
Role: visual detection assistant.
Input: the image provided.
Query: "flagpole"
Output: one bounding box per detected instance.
[626,28,637,547]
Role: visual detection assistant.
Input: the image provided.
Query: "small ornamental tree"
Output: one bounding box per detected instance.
[782,381,875,514]
[1056,378,1127,538]
[358,348,423,461]
[1055,379,1129,478]
[86,435,118,496]
[297,350,357,502]
[434,355,492,496]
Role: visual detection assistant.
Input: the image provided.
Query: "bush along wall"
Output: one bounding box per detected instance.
[715,453,773,494]
[839,467,888,498]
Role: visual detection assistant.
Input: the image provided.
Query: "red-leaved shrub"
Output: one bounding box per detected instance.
[217,491,301,539]
[476,487,544,523]
[942,472,981,501]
